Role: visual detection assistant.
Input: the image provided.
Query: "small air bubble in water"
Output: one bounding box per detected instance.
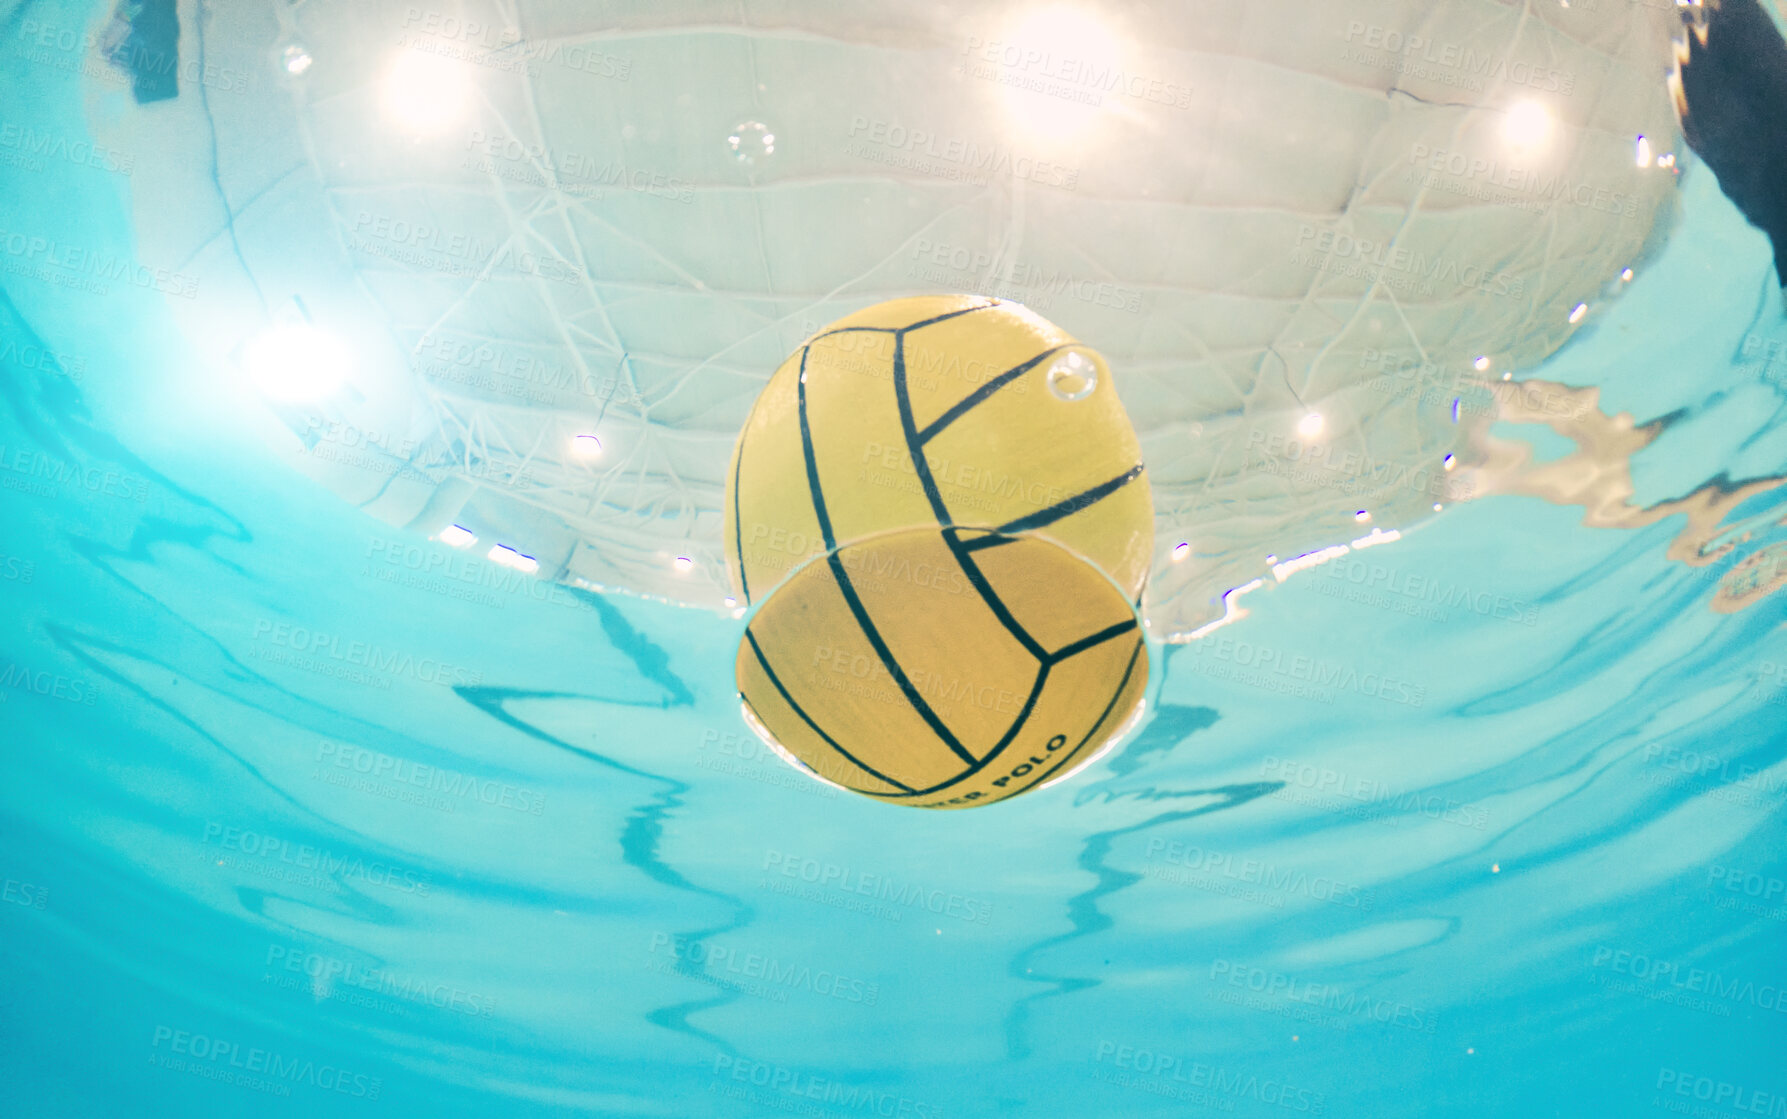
[728,120,776,164]
[1046,349,1099,401]
[280,43,313,76]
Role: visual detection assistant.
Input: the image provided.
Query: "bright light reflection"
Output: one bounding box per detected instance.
[998,7,1118,139]
[281,44,313,76]
[572,434,603,458]
[1297,413,1324,438]
[438,525,477,549]
[382,51,471,134]
[488,545,538,574]
[1350,528,1401,551]
[1182,578,1265,641]
[1502,100,1554,150]
[1272,545,1348,583]
[245,324,349,403]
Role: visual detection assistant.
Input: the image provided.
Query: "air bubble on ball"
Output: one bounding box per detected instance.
[280,42,313,76]
[728,120,776,164]
[1046,349,1099,401]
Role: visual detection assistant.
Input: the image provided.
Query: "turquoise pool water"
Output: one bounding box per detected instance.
[3,1,1786,1116]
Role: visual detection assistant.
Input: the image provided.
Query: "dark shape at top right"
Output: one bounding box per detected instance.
[1673,0,1787,288]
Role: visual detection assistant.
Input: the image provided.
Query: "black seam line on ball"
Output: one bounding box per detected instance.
[744,630,915,793]
[824,548,979,767]
[865,661,1051,798]
[957,532,1020,555]
[801,301,997,348]
[864,635,1142,804]
[738,693,852,792]
[894,333,953,526]
[915,345,1068,446]
[796,346,839,553]
[994,463,1144,535]
[943,527,1046,662]
[1047,617,1138,666]
[1002,636,1145,802]
[893,299,1001,336]
[984,663,1048,767]
[799,352,968,768]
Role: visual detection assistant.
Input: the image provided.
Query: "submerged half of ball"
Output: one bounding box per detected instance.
[735,525,1150,809]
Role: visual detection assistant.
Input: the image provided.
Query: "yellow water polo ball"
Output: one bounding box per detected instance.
[723,295,1154,607]
[735,526,1150,809]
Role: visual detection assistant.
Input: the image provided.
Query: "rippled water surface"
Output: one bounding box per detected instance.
[4,1,1787,1117]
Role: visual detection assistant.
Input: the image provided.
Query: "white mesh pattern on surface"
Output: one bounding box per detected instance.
[108,0,1683,636]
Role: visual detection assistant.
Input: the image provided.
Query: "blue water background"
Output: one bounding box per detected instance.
[2,0,1785,1115]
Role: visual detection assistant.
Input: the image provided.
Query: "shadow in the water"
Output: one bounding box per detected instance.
[1000,681,1281,1059]
[1002,781,1283,1060]
[456,685,757,1057]
[571,588,696,707]
[1098,702,1219,782]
